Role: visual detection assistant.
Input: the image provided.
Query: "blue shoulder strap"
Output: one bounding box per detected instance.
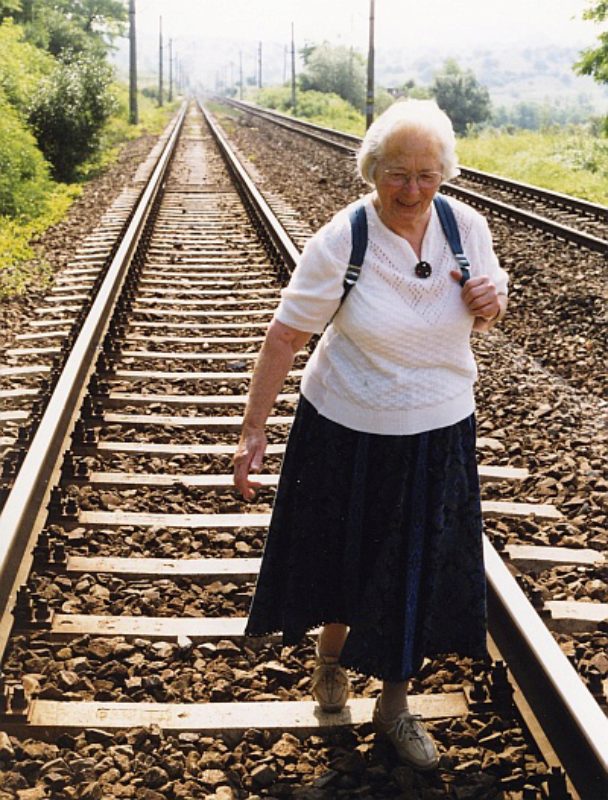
[433,194,471,286]
[340,194,470,307]
[341,203,368,304]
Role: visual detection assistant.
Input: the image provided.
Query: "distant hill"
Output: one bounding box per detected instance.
[377,43,608,112]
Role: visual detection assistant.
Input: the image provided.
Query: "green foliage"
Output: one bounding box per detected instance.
[398,80,432,100]
[575,1,608,84]
[0,92,52,216]
[0,182,80,298]
[431,59,492,135]
[299,42,366,111]
[27,7,91,57]
[374,88,395,116]
[457,126,608,204]
[0,19,55,112]
[493,97,597,130]
[28,51,117,181]
[0,0,21,15]
[80,84,180,177]
[3,0,126,56]
[250,86,365,135]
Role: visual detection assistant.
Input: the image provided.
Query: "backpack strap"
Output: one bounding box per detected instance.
[433,194,471,286]
[339,195,469,311]
[341,202,368,304]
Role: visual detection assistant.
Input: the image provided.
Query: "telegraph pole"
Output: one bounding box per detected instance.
[128,0,138,124]
[158,16,164,107]
[366,0,375,129]
[283,44,287,84]
[168,38,173,102]
[239,50,243,100]
[290,22,297,112]
[258,41,262,88]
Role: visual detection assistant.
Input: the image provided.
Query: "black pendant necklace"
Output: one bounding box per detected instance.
[415,260,432,278]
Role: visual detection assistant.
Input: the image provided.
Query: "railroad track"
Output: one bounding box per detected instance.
[0,100,606,799]
[221,98,607,253]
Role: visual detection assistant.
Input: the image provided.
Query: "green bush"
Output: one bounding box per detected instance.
[250,86,365,134]
[0,92,52,217]
[28,51,117,181]
[0,19,55,112]
[78,83,181,178]
[0,182,80,299]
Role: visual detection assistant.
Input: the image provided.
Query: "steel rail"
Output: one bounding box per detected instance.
[458,167,607,219]
[221,97,607,254]
[203,100,608,798]
[200,103,300,282]
[485,541,608,799]
[0,103,188,662]
[222,96,357,155]
[441,184,608,254]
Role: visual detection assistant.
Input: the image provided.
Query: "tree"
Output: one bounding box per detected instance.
[28,51,116,181]
[2,0,126,57]
[0,18,55,111]
[299,42,366,111]
[430,59,492,135]
[575,1,608,84]
[0,0,21,15]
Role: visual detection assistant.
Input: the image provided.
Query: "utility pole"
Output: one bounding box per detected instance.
[283,44,287,84]
[239,50,243,100]
[128,0,138,124]
[258,41,262,88]
[290,22,297,112]
[168,38,173,102]
[366,0,375,129]
[158,16,164,107]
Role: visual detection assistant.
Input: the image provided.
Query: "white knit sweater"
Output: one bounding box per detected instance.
[275,193,508,435]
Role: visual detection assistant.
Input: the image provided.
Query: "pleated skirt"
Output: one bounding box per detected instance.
[245,395,487,681]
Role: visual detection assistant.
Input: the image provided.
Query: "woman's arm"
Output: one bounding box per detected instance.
[233,319,312,500]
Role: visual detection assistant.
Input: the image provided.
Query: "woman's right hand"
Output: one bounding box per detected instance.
[233,426,267,501]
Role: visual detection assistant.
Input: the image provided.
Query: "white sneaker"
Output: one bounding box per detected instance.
[373,698,439,770]
[311,654,350,712]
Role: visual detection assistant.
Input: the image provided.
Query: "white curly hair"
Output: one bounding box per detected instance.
[357,99,460,186]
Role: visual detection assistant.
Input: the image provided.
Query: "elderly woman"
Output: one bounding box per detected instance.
[233,99,508,771]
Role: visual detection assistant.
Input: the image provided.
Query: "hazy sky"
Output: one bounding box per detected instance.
[134,0,598,51]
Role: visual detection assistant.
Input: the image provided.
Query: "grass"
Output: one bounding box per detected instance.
[455,128,608,205]
[246,86,366,136]
[0,183,80,299]
[234,91,607,204]
[0,88,180,299]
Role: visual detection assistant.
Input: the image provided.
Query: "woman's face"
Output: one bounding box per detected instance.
[373,128,443,236]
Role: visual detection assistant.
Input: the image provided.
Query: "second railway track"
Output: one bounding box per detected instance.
[0,101,606,799]
[221,98,607,251]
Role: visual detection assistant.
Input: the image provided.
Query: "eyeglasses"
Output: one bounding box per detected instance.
[380,169,443,189]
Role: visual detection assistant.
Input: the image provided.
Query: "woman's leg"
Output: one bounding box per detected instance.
[378,680,409,717]
[312,624,350,712]
[374,679,439,770]
[317,623,348,658]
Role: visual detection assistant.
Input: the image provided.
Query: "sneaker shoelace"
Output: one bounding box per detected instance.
[391,713,426,743]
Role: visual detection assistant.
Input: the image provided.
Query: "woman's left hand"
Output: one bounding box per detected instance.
[450,271,500,322]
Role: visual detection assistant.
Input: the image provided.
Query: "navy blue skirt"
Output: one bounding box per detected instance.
[245,396,487,681]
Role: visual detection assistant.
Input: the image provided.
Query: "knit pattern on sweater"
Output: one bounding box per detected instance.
[275,193,508,435]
